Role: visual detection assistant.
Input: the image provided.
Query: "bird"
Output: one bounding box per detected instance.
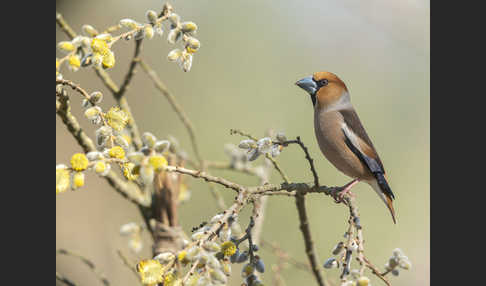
[295,71,396,223]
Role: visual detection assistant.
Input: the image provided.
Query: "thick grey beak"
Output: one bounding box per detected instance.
[295,76,317,96]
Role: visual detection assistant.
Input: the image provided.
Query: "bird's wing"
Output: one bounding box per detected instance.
[339,109,395,200]
[339,109,385,173]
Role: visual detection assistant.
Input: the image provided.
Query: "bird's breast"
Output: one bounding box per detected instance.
[314,108,372,180]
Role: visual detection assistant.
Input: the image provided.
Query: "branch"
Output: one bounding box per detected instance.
[365,256,391,286]
[116,249,139,279]
[56,272,77,286]
[56,79,93,104]
[56,89,148,207]
[56,13,143,150]
[278,137,319,188]
[252,140,273,245]
[205,160,260,177]
[279,136,325,285]
[164,166,244,193]
[229,128,291,183]
[295,194,326,286]
[138,59,204,168]
[261,239,312,272]
[207,183,228,210]
[56,249,110,286]
[346,198,391,286]
[56,12,76,39]
[116,39,142,100]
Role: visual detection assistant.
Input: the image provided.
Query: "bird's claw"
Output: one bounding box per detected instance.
[332,188,355,204]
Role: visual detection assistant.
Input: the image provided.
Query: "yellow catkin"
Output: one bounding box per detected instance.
[70,153,89,171]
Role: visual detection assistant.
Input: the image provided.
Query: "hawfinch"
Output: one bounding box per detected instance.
[296,71,396,223]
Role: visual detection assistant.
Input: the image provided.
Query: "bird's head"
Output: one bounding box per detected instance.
[295,71,348,108]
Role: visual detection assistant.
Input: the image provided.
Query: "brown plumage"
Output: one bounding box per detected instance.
[296,71,396,223]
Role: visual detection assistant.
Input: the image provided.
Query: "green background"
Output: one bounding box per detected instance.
[56,0,429,285]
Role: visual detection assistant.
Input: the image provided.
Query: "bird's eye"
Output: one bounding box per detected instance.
[316,79,328,87]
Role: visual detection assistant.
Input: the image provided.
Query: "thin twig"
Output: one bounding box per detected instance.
[57,79,93,104]
[113,38,145,150]
[116,40,142,100]
[56,89,148,207]
[340,215,355,280]
[364,257,392,286]
[278,137,319,188]
[229,128,291,183]
[165,165,339,197]
[230,129,258,141]
[295,194,326,286]
[205,160,260,177]
[56,13,143,150]
[56,249,110,286]
[342,197,392,286]
[207,183,228,210]
[252,143,273,245]
[116,249,139,279]
[164,166,244,193]
[56,12,77,38]
[56,272,77,286]
[266,154,291,183]
[261,239,311,272]
[138,59,204,168]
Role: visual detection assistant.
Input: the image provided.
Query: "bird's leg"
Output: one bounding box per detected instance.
[333,179,360,203]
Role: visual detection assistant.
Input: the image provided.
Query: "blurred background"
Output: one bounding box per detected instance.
[56,0,429,285]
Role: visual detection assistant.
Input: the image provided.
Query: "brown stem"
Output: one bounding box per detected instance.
[56,249,110,286]
[56,272,77,286]
[152,154,184,255]
[56,12,144,151]
[56,89,147,207]
[138,59,204,168]
[116,39,142,100]
[295,194,326,286]
[56,12,76,39]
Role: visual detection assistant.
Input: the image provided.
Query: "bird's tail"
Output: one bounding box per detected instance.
[368,173,396,224]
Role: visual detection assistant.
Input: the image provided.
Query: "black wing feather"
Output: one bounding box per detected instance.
[342,129,395,200]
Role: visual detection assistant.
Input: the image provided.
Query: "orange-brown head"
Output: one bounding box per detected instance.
[296,71,349,108]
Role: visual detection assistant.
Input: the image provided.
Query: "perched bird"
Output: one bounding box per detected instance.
[296,71,396,223]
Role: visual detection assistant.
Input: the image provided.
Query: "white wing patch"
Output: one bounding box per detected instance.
[341,122,363,153]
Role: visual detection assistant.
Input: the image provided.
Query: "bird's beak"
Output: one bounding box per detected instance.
[295,76,317,96]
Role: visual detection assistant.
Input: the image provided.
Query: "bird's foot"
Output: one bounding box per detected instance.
[333,179,360,204]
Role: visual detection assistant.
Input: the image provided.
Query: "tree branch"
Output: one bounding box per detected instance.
[295,194,326,286]
[56,12,143,150]
[164,166,245,193]
[56,272,77,286]
[138,59,204,168]
[278,137,319,188]
[116,40,142,100]
[56,88,148,207]
[116,249,139,279]
[56,249,110,286]
[345,198,392,286]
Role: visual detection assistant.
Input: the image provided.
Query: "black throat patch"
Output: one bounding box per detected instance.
[310,94,316,106]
